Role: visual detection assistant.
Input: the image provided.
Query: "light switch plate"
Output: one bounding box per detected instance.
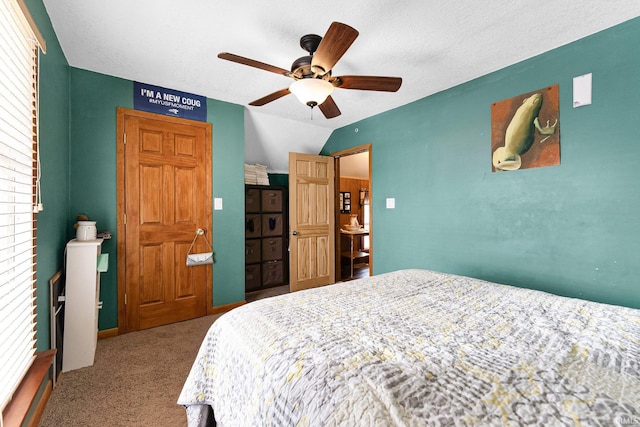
[214,198,223,210]
[386,198,395,209]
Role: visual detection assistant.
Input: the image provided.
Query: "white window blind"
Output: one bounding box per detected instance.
[0,0,42,415]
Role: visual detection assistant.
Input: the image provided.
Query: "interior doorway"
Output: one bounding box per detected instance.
[116,108,213,333]
[331,144,372,281]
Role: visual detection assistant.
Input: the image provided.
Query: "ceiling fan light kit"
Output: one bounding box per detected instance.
[218,21,402,119]
[289,78,334,107]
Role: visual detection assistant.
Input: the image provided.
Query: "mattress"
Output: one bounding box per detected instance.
[178,269,640,426]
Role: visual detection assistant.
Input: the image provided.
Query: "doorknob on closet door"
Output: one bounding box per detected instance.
[292,231,298,236]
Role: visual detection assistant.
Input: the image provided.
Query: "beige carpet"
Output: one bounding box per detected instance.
[39,313,222,427]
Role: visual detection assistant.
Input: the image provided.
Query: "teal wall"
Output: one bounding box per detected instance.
[268,173,289,187]
[69,69,246,329]
[206,97,246,307]
[68,70,129,330]
[322,18,640,309]
[25,0,71,351]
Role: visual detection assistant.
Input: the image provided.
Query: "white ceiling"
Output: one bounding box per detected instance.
[42,1,639,173]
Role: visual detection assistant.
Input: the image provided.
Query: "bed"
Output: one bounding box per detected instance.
[178,269,640,426]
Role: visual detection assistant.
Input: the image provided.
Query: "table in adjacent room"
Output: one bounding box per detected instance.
[340,228,369,278]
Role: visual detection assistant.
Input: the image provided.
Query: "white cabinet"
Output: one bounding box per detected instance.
[62,239,107,372]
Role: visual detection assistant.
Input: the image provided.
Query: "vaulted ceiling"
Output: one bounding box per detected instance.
[42,1,639,172]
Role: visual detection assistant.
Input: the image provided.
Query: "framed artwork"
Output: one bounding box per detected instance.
[491,84,560,172]
[340,192,351,213]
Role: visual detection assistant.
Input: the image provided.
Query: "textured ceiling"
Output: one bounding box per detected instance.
[42,1,639,172]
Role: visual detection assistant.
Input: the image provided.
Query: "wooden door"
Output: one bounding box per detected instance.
[289,152,335,291]
[117,108,212,331]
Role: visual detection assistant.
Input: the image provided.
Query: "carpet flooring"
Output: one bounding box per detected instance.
[38,313,221,427]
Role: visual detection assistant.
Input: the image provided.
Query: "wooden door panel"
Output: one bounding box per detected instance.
[296,237,331,278]
[140,165,163,224]
[175,167,197,223]
[295,158,311,176]
[175,243,193,298]
[296,183,311,225]
[289,153,335,291]
[316,236,330,277]
[294,236,334,287]
[315,161,328,179]
[140,129,163,152]
[295,237,311,281]
[175,134,196,156]
[140,244,164,304]
[118,108,212,332]
[315,183,330,224]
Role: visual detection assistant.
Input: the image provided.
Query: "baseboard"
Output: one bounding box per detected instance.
[209,301,245,315]
[97,307,239,339]
[98,328,119,340]
[27,379,52,427]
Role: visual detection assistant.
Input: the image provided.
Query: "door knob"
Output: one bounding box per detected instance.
[292,231,298,236]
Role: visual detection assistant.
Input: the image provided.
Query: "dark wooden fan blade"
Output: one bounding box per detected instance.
[218,52,291,77]
[249,88,291,106]
[319,95,341,119]
[311,22,359,75]
[335,76,402,92]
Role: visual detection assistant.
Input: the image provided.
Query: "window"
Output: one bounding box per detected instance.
[358,187,370,250]
[362,196,370,250]
[0,0,45,417]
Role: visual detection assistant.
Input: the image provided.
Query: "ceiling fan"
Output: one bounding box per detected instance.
[218,22,402,119]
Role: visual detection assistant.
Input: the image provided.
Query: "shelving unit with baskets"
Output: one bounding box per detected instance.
[245,185,288,292]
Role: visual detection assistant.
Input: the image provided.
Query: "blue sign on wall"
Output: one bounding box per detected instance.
[134,82,207,122]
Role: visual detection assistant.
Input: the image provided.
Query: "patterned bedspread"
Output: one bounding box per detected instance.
[178,269,640,426]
